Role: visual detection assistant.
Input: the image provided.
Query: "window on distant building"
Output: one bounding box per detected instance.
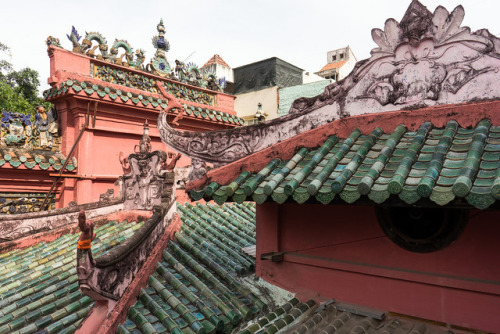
[340,53,344,59]
[332,55,337,61]
[246,118,259,126]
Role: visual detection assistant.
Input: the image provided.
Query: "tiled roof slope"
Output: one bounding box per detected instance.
[203,55,230,69]
[117,202,264,334]
[0,219,144,334]
[43,79,244,126]
[118,203,467,334]
[239,301,451,334]
[318,60,348,73]
[191,119,500,209]
[0,148,77,171]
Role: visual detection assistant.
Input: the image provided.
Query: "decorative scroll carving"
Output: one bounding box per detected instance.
[77,202,176,301]
[159,1,500,173]
[157,105,336,164]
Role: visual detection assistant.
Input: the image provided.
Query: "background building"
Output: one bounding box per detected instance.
[232,57,328,124]
[316,46,357,81]
[200,54,234,94]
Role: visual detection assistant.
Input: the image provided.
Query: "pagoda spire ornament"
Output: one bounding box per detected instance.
[150,19,171,76]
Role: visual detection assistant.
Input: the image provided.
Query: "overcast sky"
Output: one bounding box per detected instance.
[1,0,499,93]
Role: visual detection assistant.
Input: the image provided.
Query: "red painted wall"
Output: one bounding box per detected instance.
[256,203,500,332]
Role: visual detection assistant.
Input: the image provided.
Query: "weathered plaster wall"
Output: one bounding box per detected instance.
[256,203,500,332]
[234,86,279,121]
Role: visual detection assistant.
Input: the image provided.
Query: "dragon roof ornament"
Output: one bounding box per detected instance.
[48,20,226,91]
[158,1,500,172]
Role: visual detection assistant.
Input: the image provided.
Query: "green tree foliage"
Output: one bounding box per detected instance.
[0,42,50,115]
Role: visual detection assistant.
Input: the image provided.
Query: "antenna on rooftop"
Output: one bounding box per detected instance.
[183,51,196,62]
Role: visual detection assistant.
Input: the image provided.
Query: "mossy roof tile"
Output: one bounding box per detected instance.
[0,219,143,333]
[120,202,266,332]
[192,119,500,209]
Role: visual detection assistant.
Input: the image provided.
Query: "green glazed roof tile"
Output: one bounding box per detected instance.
[192,119,500,209]
[0,149,75,172]
[0,218,144,333]
[120,202,266,332]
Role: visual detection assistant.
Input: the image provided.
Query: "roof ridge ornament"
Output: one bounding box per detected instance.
[149,19,171,76]
[50,22,229,89]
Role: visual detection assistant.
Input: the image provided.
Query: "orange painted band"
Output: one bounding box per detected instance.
[78,239,92,249]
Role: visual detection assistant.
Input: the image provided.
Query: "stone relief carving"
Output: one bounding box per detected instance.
[120,122,179,210]
[353,4,497,108]
[158,1,500,175]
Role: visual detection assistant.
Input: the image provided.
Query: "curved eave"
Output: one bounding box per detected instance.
[187,100,500,210]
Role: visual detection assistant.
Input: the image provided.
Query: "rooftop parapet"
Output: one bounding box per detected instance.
[44,21,238,118]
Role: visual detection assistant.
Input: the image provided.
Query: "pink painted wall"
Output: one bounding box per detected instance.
[43,47,239,208]
[0,169,59,209]
[256,203,500,332]
[53,98,191,206]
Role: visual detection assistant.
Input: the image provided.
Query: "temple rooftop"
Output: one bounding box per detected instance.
[0,201,454,333]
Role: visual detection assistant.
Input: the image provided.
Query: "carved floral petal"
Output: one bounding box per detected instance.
[432,6,450,42]
[438,5,466,44]
[372,28,391,51]
[384,19,400,51]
